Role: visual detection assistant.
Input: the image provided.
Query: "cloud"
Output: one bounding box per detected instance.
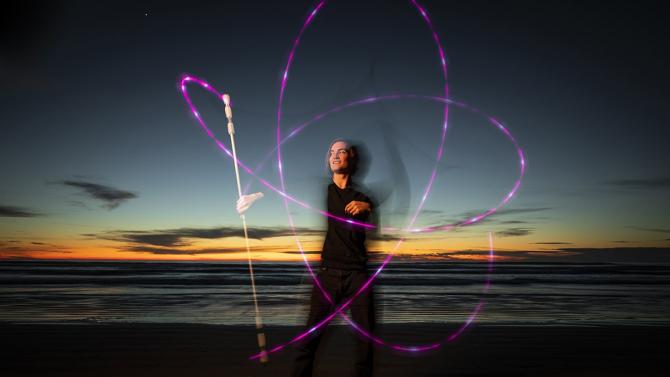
[453,207,552,225]
[554,247,670,263]
[367,233,404,241]
[605,176,670,190]
[628,226,670,234]
[67,200,90,209]
[57,180,138,210]
[531,241,573,245]
[97,231,186,247]
[0,205,43,218]
[124,245,245,255]
[369,247,670,263]
[374,247,670,264]
[87,226,325,247]
[367,249,528,262]
[124,243,295,255]
[495,207,553,216]
[495,227,533,237]
[92,225,403,255]
[0,243,73,258]
[405,207,546,229]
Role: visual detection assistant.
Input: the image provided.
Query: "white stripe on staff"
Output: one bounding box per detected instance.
[223,93,269,363]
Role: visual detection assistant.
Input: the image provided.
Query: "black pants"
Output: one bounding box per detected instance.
[289,266,375,377]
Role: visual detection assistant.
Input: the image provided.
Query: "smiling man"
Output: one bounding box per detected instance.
[289,139,376,377]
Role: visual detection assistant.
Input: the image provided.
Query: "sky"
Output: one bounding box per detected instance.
[1,0,668,263]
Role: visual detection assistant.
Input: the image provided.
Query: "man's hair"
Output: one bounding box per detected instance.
[325,138,359,176]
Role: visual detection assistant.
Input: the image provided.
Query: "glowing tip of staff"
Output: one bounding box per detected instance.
[222,94,231,106]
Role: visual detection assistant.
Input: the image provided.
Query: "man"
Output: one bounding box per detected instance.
[289,139,376,377]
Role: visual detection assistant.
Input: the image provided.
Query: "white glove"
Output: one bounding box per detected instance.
[236,192,264,214]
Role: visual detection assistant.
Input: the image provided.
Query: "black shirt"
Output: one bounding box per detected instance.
[321,182,373,270]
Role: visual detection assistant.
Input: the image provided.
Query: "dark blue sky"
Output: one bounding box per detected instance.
[1,0,668,262]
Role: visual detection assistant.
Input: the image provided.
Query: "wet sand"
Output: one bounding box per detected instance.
[1,323,666,376]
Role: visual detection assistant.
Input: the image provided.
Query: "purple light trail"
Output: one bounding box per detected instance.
[177,0,526,360]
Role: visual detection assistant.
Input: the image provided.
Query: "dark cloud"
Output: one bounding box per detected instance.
[531,241,573,245]
[361,250,527,262]
[104,231,186,247]
[454,207,552,225]
[58,180,138,210]
[628,226,670,234]
[456,208,553,218]
[496,228,533,237]
[67,200,90,209]
[368,247,670,264]
[605,176,670,190]
[495,207,554,216]
[0,205,43,218]
[554,247,670,263]
[87,226,325,247]
[367,233,404,241]
[124,243,294,255]
[0,244,73,258]
[124,245,243,255]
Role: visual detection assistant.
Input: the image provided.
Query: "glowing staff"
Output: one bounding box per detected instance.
[222,93,269,363]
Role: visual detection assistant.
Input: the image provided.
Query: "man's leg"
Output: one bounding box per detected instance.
[289,268,340,377]
[347,270,375,377]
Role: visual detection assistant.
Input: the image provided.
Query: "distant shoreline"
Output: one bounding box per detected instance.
[3,258,670,265]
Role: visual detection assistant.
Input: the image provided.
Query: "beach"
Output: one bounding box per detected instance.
[2,323,666,376]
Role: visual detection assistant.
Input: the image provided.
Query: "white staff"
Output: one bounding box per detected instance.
[223,93,268,363]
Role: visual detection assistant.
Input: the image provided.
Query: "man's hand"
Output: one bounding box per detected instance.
[236,192,264,215]
[344,200,370,216]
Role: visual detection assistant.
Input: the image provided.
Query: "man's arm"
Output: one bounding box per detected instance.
[344,200,371,216]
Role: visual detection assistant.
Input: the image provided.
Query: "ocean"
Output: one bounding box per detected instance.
[1,260,668,326]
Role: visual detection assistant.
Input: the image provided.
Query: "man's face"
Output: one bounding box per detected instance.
[329,141,351,174]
